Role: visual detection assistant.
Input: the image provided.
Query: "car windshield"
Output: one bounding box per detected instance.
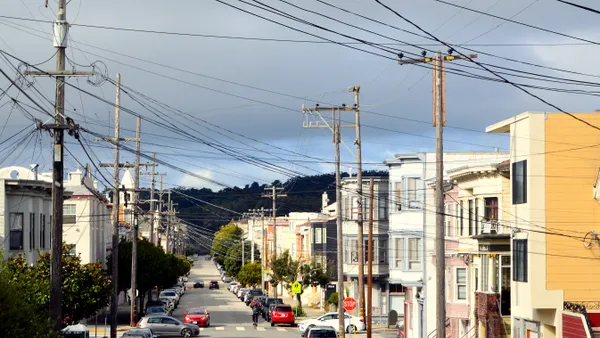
[147,307,164,313]
[188,309,207,315]
[160,292,176,297]
[310,330,337,337]
[276,305,293,312]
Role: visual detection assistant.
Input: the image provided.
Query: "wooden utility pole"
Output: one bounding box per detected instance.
[21,0,93,329]
[149,153,156,244]
[399,51,477,338]
[249,209,257,263]
[110,73,121,338]
[351,85,366,321]
[367,178,374,338]
[262,187,286,298]
[130,116,141,327]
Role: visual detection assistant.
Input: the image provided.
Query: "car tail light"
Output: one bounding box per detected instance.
[185,317,190,321]
[137,323,141,327]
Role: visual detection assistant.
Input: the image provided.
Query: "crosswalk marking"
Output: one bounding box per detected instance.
[276,327,287,332]
[199,328,204,331]
[257,327,266,331]
[215,327,224,331]
[236,327,245,331]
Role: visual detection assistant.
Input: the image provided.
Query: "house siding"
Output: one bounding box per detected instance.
[562,313,588,338]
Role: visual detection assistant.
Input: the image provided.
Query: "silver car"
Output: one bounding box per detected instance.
[159,290,179,307]
[137,315,200,337]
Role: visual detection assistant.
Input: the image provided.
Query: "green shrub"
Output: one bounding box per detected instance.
[326,292,338,305]
[292,306,307,317]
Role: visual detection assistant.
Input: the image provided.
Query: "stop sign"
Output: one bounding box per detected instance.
[343,297,357,311]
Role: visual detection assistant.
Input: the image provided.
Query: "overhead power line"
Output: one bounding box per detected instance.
[556,0,600,15]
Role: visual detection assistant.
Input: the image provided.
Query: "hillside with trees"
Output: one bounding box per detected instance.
[167,170,388,253]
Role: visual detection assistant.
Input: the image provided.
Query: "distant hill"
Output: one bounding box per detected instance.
[165,170,388,252]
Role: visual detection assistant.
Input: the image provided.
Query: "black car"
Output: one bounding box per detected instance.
[209,280,219,289]
[261,297,283,319]
[193,281,204,288]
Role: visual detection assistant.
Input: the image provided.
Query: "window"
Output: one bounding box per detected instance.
[459,201,464,236]
[63,204,76,224]
[314,227,323,244]
[378,197,387,220]
[379,240,388,264]
[343,197,349,220]
[362,197,369,219]
[9,213,24,250]
[364,240,371,263]
[475,199,479,235]
[39,214,45,249]
[445,204,452,236]
[29,213,35,250]
[394,182,403,211]
[351,197,358,220]
[484,197,499,220]
[405,178,419,209]
[408,238,422,271]
[467,200,473,235]
[395,238,403,268]
[147,317,161,324]
[350,240,358,263]
[512,160,527,204]
[454,203,460,236]
[481,255,489,292]
[513,239,528,282]
[66,244,76,256]
[456,268,467,300]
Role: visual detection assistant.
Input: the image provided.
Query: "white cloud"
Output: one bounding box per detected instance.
[177,169,222,191]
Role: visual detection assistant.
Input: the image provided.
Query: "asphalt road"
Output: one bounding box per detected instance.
[170,257,300,338]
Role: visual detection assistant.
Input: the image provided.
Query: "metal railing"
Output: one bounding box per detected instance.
[427,318,451,338]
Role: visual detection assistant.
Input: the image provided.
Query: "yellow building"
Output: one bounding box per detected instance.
[487,111,600,338]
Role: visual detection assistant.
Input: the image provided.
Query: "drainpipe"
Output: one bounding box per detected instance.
[421,152,427,338]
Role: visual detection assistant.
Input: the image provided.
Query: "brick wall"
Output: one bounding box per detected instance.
[475,292,503,338]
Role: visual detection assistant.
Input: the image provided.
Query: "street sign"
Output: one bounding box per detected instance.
[292,281,302,294]
[343,297,357,311]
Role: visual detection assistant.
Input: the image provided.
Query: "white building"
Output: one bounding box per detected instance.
[0,166,57,265]
[62,166,111,266]
[385,152,508,338]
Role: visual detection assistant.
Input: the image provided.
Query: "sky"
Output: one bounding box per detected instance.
[1,0,600,193]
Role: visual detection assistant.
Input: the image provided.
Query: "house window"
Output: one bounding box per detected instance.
[481,254,489,292]
[456,268,467,300]
[29,213,35,250]
[474,199,479,235]
[405,177,419,209]
[408,238,422,271]
[512,160,527,204]
[378,197,387,220]
[362,197,369,220]
[314,227,322,244]
[455,203,460,236]
[64,204,77,224]
[351,197,358,220]
[351,240,358,263]
[40,214,45,249]
[394,182,402,211]
[395,238,403,268]
[484,197,499,220]
[379,240,388,264]
[445,204,452,236]
[364,240,371,263]
[513,239,528,282]
[9,212,24,250]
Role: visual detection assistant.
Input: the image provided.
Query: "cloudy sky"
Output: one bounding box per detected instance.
[0,0,599,192]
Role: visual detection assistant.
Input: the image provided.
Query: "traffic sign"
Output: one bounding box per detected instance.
[292,281,302,294]
[343,297,357,311]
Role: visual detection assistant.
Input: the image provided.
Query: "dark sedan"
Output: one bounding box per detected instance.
[209,281,219,289]
[193,281,204,288]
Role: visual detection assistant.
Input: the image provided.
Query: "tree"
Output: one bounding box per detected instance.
[269,249,299,294]
[5,243,112,327]
[237,262,262,287]
[211,224,243,265]
[224,240,261,278]
[297,260,331,309]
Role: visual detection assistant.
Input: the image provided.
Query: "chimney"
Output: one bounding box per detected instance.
[322,191,329,211]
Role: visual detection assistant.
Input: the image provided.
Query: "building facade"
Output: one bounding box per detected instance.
[488,111,600,338]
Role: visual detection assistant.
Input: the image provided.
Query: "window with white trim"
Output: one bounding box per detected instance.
[408,238,422,271]
[395,238,403,268]
[378,196,387,220]
[63,204,76,224]
[456,268,467,301]
[9,212,24,250]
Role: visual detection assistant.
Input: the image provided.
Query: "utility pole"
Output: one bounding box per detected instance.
[302,97,357,338]
[109,73,121,338]
[262,187,286,298]
[249,209,257,263]
[21,0,93,330]
[399,51,477,338]
[130,117,141,327]
[167,190,172,253]
[155,174,167,247]
[149,154,156,245]
[350,85,365,321]
[367,178,374,338]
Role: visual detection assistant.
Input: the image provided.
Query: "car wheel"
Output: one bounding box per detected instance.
[347,325,357,333]
[181,328,192,337]
[271,322,275,327]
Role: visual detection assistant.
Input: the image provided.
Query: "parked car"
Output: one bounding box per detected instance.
[193,281,204,288]
[179,276,188,282]
[396,321,404,338]
[122,327,157,338]
[237,288,248,299]
[158,298,175,312]
[209,281,219,289]
[297,312,364,334]
[270,304,295,327]
[223,276,232,283]
[228,282,238,291]
[159,290,179,308]
[304,326,338,338]
[137,315,200,337]
[261,298,283,319]
[183,307,210,327]
[265,303,276,322]
[244,289,263,304]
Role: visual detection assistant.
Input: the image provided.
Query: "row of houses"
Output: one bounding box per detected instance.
[239,111,600,338]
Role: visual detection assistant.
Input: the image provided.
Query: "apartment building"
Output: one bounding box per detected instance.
[487,111,600,338]
[385,151,508,338]
[340,176,390,319]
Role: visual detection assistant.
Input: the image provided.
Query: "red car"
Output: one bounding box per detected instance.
[183,307,210,327]
[270,304,295,327]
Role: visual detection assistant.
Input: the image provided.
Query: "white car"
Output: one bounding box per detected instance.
[159,290,180,307]
[297,312,365,333]
[229,282,238,291]
[237,288,248,299]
